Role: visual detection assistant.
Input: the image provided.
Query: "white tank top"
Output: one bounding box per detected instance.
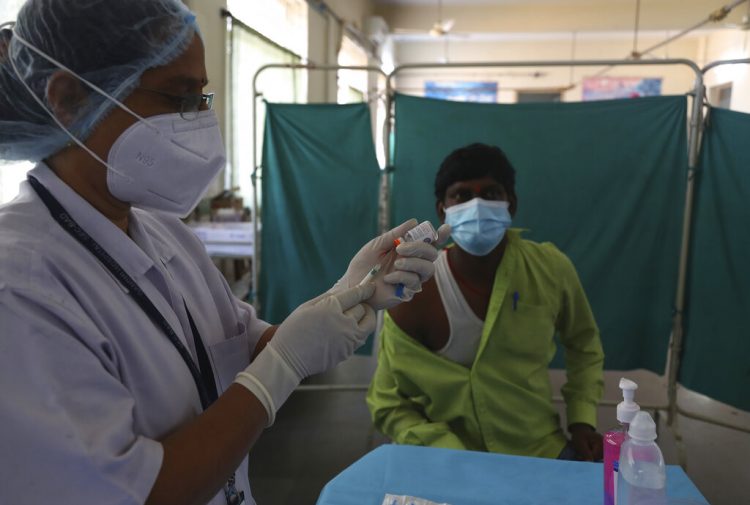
[434,250,485,367]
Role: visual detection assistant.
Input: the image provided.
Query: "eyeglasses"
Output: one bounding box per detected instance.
[136,87,215,120]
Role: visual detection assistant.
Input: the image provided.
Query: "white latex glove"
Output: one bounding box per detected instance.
[235,283,376,425]
[335,218,451,310]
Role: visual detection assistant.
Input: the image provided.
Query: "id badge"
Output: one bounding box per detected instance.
[224,474,244,505]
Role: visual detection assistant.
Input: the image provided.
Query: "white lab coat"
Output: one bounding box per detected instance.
[0,163,269,505]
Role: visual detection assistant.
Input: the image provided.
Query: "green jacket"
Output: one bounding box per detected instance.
[366,230,604,458]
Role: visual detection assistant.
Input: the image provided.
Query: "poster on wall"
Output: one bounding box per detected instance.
[582,77,662,101]
[424,81,498,103]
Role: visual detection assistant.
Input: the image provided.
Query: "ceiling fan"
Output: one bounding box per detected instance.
[429,0,454,37]
[393,0,463,39]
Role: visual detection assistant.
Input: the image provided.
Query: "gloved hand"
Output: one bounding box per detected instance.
[335,218,451,310]
[235,283,376,425]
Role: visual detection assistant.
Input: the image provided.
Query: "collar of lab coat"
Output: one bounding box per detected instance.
[128,208,178,266]
[29,162,157,278]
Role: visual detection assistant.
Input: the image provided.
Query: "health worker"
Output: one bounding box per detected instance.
[0,1,448,504]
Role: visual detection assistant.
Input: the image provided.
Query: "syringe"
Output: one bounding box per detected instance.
[358,221,439,298]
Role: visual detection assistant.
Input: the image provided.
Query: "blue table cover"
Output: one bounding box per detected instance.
[316,445,709,505]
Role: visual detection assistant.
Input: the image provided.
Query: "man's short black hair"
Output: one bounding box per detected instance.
[434,143,516,201]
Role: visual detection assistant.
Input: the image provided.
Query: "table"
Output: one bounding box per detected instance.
[188,222,254,258]
[316,445,709,505]
[189,222,253,294]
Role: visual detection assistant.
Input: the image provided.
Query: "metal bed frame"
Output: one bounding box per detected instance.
[248,58,750,466]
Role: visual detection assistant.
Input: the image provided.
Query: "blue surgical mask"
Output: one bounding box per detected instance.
[444,198,512,256]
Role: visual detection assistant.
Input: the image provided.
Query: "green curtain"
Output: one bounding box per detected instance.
[681,107,750,412]
[259,102,380,352]
[392,94,688,372]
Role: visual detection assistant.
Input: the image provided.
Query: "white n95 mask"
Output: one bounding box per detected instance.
[106,110,225,217]
[445,198,512,256]
[7,28,224,217]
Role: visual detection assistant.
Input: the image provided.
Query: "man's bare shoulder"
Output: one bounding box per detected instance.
[387,276,441,340]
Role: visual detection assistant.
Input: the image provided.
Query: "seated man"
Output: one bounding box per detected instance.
[367,143,605,461]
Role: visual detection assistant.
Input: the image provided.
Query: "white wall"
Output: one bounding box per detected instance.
[306,0,386,162]
[307,0,378,103]
[185,0,228,195]
[698,30,750,112]
[392,33,702,102]
[377,0,750,109]
[307,6,334,102]
[325,0,374,31]
[374,0,748,34]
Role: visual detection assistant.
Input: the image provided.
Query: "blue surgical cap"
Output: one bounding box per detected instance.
[0,0,198,162]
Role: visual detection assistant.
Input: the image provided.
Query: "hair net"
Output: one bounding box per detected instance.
[0,0,198,162]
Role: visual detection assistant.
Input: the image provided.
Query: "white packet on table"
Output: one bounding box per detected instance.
[381,494,451,505]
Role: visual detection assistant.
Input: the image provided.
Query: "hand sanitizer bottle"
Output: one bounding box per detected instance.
[604,378,639,505]
[617,411,667,505]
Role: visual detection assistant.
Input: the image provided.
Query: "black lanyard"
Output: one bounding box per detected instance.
[27,176,218,410]
[28,176,245,504]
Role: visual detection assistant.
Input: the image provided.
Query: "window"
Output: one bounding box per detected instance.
[1,0,34,204]
[709,83,733,109]
[227,0,307,58]
[227,16,306,211]
[337,34,369,104]
[336,34,388,166]
[516,91,562,103]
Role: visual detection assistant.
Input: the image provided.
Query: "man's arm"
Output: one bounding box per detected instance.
[555,253,605,460]
[366,312,467,450]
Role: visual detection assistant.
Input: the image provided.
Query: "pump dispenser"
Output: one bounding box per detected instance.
[604,378,640,505]
[617,378,639,425]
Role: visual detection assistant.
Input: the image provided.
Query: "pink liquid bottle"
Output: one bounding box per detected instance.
[603,378,639,505]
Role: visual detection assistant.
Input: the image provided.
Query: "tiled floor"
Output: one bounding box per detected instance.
[247,356,750,505]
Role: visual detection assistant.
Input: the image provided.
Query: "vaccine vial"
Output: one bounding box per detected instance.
[395,221,438,246]
[390,221,439,299]
[359,221,440,297]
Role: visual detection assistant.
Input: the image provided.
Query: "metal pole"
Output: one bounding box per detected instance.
[250,64,387,308]
[677,406,750,434]
[382,72,394,235]
[667,58,750,442]
[294,388,671,418]
[251,82,261,309]
[667,76,705,430]
[297,384,369,392]
[702,57,750,74]
[224,14,235,192]
[255,62,386,75]
[388,58,701,81]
